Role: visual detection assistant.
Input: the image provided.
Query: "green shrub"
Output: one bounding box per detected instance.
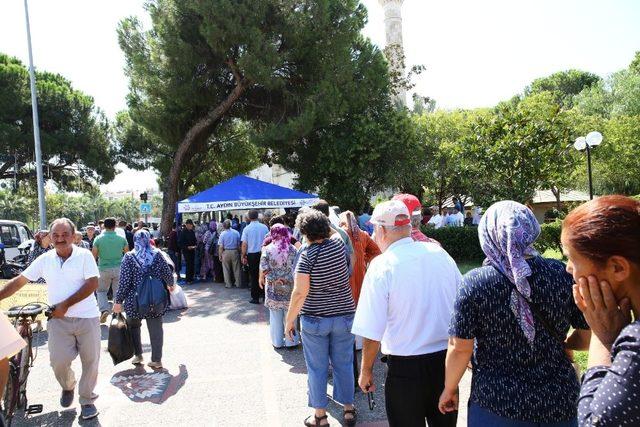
[535,220,563,255]
[421,225,484,262]
[421,220,564,263]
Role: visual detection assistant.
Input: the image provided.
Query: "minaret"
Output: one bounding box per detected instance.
[379,0,407,106]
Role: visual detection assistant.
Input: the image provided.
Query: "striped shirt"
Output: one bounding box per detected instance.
[296,237,355,317]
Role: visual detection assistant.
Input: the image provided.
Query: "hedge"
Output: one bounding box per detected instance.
[422,226,484,262]
[421,220,563,262]
[535,220,563,255]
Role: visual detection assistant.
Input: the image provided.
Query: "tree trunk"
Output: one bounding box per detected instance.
[551,185,562,211]
[160,77,248,236]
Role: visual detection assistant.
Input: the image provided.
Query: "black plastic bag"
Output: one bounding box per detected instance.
[107,313,134,365]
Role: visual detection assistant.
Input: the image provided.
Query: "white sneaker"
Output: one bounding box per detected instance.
[131,355,144,365]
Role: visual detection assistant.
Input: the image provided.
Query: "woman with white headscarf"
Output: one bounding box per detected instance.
[438,201,591,427]
[114,230,174,369]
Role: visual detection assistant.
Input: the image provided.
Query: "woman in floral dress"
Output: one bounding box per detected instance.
[259,224,300,348]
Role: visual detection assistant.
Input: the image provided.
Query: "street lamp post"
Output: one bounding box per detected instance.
[574,131,603,200]
[23,0,47,229]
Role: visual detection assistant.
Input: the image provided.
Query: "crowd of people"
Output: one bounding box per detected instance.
[0,193,639,427]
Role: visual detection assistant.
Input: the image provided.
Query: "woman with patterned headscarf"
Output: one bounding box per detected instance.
[114,230,175,369]
[439,201,591,427]
[259,224,300,348]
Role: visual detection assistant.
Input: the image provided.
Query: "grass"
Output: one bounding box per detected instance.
[457,261,481,275]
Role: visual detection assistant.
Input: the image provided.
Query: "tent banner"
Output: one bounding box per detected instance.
[178,198,319,213]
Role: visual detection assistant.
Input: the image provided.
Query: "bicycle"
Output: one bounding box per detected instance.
[1,302,53,427]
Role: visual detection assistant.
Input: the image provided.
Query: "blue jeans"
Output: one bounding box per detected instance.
[301,314,355,408]
[469,404,578,427]
[269,308,299,348]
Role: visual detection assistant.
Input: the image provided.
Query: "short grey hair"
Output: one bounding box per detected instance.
[411,214,422,228]
[50,218,76,234]
[223,219,231,229]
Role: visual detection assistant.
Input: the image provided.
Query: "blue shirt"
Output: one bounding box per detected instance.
[218,229,241,250]
[449,257,589,423]
[241,221,269,254]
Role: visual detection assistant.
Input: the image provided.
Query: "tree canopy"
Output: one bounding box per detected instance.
[0,54,114,191]
[526,69,600,108]
[116,0,387,232]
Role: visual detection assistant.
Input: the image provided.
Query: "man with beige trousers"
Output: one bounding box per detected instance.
[218,219,242,288]
[0,218,101,421]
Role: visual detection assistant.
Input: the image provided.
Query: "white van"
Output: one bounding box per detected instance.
[0,220,34,261]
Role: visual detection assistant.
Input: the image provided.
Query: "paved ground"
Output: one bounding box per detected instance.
[9,280,470,426]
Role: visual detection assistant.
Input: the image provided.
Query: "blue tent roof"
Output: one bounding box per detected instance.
[177,175,318,213]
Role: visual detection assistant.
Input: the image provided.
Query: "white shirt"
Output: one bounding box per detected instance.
[115,227,127,239]
[352,238,461,356]
[449,211,464,227]
[428,214,443,229]
[22,246,100,318]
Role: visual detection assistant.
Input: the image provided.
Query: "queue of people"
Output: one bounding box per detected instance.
[0,194,638,426]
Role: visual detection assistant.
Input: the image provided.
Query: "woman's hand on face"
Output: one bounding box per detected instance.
[573,275,632,347]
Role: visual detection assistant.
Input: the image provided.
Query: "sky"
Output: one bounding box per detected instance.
[1,0,639,192]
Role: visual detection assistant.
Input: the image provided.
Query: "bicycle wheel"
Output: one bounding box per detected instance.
[16,327,33,410]
[15,343,30,409]
[2,363,19,427]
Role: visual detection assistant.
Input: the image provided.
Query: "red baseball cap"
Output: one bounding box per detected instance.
[392,194,422,216]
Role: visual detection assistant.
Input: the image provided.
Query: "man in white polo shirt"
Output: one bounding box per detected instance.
[0,218,101,421]
[352,200,461,427]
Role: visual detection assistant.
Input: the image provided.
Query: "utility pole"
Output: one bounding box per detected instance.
[24,0,47,229]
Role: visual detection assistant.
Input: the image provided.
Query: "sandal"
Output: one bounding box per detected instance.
[304,415,329,426]
[343,409,357,427]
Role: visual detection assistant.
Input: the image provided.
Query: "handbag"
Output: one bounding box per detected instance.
[131,254,169,318]
[169,284,189,310]
[107,313,134,365]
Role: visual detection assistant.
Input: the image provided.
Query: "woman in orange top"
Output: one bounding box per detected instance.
[339,211,381,305]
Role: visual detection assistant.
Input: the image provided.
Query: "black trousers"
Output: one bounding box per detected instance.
[385,350,457,427]
[127,316,163,362]
[183,249,195,282]
[247,252,263,301]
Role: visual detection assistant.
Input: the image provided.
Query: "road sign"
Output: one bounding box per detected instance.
[139,203,152,214]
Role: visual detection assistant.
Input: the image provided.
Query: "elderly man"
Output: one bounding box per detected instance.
[0,218,101,420]
[74,232,91,250]
[218,220,242,288]
[241,210,269,304]
[83,225,97,249]
[352,200,461,427]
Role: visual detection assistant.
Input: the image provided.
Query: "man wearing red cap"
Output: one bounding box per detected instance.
[392,194,440,246]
